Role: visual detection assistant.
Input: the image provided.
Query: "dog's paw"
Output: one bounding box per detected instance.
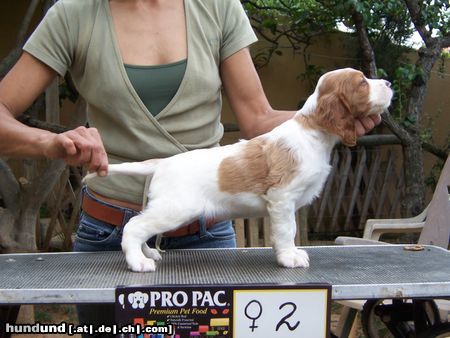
[276,248,310,268]
[142,244,162,261]
[127,256,157,272]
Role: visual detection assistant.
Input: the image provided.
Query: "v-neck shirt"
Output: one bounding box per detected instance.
[23,0,258,204]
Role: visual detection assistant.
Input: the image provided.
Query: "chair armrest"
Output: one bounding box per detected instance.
[363,221,424,241]
[362,204,429,240]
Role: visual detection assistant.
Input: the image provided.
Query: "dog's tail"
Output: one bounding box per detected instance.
[83,159,159,182]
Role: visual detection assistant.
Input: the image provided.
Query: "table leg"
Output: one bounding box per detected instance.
[0,305,20,338]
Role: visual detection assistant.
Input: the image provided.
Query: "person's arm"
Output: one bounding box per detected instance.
[0,52,108,175]
[220,48,292,139]
[220,48,381,139]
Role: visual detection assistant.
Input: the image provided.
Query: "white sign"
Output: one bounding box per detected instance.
[233,287,330,338]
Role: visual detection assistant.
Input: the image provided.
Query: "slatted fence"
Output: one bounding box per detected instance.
[37,166,84,251]
[308,139,404,239]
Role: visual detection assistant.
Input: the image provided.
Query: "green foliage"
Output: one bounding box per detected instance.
[391,64,421,120]
[243,0,339,47]
[376,68,388,79]
[298,64,326,92]
[420,0,450,37]
[245,0,448,120]
[35,304,78,324]
[425,159,446,190]
[59,82,78,104]
[348,0,414,44]
[35,308,53,323]
[39,204,51,218]
[244,0,418,73]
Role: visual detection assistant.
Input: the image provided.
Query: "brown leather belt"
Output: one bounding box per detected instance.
[81,190,216,237]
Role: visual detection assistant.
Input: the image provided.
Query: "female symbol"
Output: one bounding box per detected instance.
[244,300,263,332]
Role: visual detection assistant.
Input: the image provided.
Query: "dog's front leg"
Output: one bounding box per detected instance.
[267,199,309,268]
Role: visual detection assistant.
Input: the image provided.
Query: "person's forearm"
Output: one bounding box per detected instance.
[0,103,53,158]
[242,108,381,139]
[1,102,109,173]
[240,108,295,139]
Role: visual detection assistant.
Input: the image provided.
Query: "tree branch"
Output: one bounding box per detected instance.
[422,142,449,160]
[351,10,377,78]
[403,0,433,46]
[17,115,70,134]
[0,160,20,210]
[0,209,20,252]
[441,35,450,49]
[0,0,40,78]
[241,0,284,11]
[15,159,66,248]
[15,0,41,46]
[25,160,66,206]
[381,110,413,144]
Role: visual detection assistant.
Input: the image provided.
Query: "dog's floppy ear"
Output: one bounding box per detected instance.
[314,92,356,147]
[128,293,135,305]
[143,292,149,304]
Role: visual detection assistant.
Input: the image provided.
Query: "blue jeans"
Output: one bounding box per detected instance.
[74,187,236,252]
[73,187,236,336]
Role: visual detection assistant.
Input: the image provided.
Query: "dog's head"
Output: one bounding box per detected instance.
[128,291,149,309]
[308,68,393,146]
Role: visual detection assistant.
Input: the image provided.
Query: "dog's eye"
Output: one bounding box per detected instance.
[360,79,368,87]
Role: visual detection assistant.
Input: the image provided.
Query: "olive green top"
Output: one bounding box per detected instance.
[23,0,258,204]
[124,59,188,117]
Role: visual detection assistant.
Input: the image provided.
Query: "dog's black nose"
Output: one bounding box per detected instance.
[384,80,391,88]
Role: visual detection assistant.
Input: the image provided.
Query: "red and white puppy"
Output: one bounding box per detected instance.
[85,68,393,272]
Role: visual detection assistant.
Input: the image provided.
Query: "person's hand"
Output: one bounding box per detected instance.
[41,126,108,176]
[355,114,381,137]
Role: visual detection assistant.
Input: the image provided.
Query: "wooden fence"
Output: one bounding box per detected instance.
[36,135,405,250]
[37,166,84,251]
[308,136,404,238]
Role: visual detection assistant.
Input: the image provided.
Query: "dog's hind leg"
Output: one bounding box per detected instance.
[121,213,158,272]
[267,199,309,268]
[142,243,162,261]
[121,203,197,272]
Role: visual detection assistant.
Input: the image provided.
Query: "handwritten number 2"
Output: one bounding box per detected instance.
[276,302,300,332]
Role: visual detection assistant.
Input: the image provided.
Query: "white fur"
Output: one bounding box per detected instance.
[84,68,393,272]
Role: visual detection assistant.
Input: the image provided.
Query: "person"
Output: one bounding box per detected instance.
[0,0,380,334]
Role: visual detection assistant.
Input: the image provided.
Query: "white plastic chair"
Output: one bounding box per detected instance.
[333,155,450,338]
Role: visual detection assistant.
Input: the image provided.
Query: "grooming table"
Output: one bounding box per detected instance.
[0,245,449,304]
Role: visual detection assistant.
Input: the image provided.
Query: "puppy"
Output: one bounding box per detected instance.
[85,68,393,272]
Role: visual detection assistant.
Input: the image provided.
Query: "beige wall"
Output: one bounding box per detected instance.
[423,64,450,148]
